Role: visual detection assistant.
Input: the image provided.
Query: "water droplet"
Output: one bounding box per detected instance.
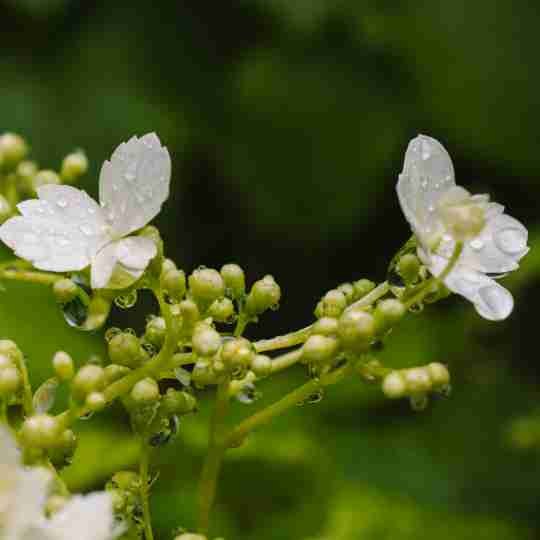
[87,207,96,215]
[124,172,136,182]
[434,182,440,189]
[410,394,428,411]
[438,384,452,397]
[124,327,137,336]
[306,389,324,404]
[469,239,484,251]
[494,227,527,255]
[236,383,261,404]
[57,199,68,208]
[105,327,122,342]
[421,141,431,160]
[62,279,92,331]
[231,365,248,380]
[79,224,94,236]
[142,342,157,357]
[114,290,138,309]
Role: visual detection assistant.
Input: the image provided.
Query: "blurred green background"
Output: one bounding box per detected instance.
[1,1,540,539]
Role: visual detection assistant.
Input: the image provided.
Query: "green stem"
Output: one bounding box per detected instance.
[345,281,390,312]
[17,355,34,416]
[197,380,231,535]
[0,268,61,286]
[45,459,70,497]
[270,348,303,373]
[139,440,155,540]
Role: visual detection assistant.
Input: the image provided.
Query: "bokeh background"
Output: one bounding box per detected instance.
[1,1,540,539]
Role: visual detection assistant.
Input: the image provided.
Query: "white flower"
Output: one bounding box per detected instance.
[0,133,171,290]
[397,134,529,321]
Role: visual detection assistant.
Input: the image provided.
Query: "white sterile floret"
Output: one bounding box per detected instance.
[397,134,529,321]
[0,133,171,290]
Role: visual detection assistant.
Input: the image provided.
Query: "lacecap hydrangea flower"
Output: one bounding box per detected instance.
[0,133,171,289]
[0,427,116,540]
[397,134,529,321]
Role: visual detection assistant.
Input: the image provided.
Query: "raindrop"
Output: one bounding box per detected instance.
[79,224,94,236]
[427,204,435,213]
[57,199,68,209]
[105,327,122,343]
[62,278,92,331]
[236,383,261,404]
[469,239,484,251]
[114,290,138,309]
[87,207,96,215]
[124,327,137,336]
[408,302,424,314]
[231,365,248,380]
[494,227,527,255]
[410,394,428,411]
[306,389,324,404]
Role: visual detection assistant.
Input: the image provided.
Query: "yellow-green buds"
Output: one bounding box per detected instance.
[192,323,221,357]
[72,365,105,401]
[0,339,23,364]
[161,388,197,416]
[337,283,355,303]
[188,268,225,305]
[403,367,432,394]
[52,278,78,304]
[302,335,339,364]
[46,495,68,516]
[353,279,376,300]
[208,297,235,323]
[0,195,12,224]
[33,170,61,190]
[312,317,339,337]
[174,534,207,540]
[191,361,215,387]
[245,275,281,316]
[397,253,421,285]
[131,377,159,403]
[373,299,406,334]
[52,351,74,381]
[338,309,375,352]
[104,364,131,385]
[251,354,272,378]
[86,391,107,411]
[161,268,186,302]
[220,337,254,376]
[381,372,407,398]
[221,263,245,299]
[381,363,451,400]
[20,414,61,448]
[145,317,166,348]
[426,362,450,387]
[108,332,143,368]
[0,365,21,396]
[60,151,88,183]
[0,133,28,168]
[315,289,347,319]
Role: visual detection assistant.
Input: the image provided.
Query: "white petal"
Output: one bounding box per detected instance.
[116,236,157,270]
[99,133,171,237]
[0,186,110,272]
[397,134,456,242]
[91,242,118,290]
[430,255,514,321]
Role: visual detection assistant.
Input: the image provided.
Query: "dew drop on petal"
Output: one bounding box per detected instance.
[476,285,513,320]
[469,239,484,251]
[494,227,527,255]
[62,283,92,331]
[57,199,68,209]
[79,224,94,236]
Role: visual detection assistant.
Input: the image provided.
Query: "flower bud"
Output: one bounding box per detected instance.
[397,253,421,285]
[86,391,107,411]
[0,133,28,168]
[108,332,142,368]
[250,354,272,378]
[16,160,38,188]
[0,366,21,395]
[0,195,12,224]
[245,275,281,316]
[46,495,68,516]
[131,377,159,403]
[302,335,339,364]
[52,279,78,304]
[20,414,61,448]
[192,324,221,357]
[178,299,200,327]
[315,289,347,319]
[60,151,88,183]
[374,299,406,334]
[112,471,140,492]
[161,269,186,302]
[382,372,407,399]
[104,364,131,385]
[353,279,376,300]
[145,317,166,348]
[338,310,375,352]
[188,268,225,305]
[337,283,355,303]
[161,258,177,274]
[403,368,432,394]
[220,263,245,299]
[72,365,105,401]
[52,351,74,381]
[208,297,235,323]
[161,389,197,416]
[426,362,450,387]
[0,354,14,369]
[220,338,254,373]
[33,170,61,190]
[312,317,339,337]
[0,340,23,364]
[174,534,207,540]
[191,361,215,387]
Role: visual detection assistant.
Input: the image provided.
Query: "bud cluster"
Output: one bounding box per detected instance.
[0,339,23,398]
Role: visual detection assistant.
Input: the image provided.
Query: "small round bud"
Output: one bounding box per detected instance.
[426,362,450,387]
[131,377,159,403]
[72,365,105,401]
[145,317,166,348]
[174,534,207,540]
[52,278,78,304]
[302,335,339,364]
[112,471,140,492]
[33,170,61,190]
[20,414,61,448]
[397,253,421,285]
[0,195,12,224]
[338,310,375,352]
[160,269,186,302]
[220,338,254,372]
[374,299,406,334]
[337,283,355,303]
[382,372,407,399]
[0,340,23,363]
[104,364,131,385]
[0,366,21,395]
[220,264,245,299]
[192,324,221,357]
[353,279,376,300]
[16,160,38,185]
[60,151,88,183]
[208,297,235,323]
[312,317,339,337]
[161,258,177,274]
[188,268,225,304]
[86,391,106,411]
[0,133,28,167]
[108,332,142,369]
[245,275,281,315]
[315,289,347,319]
[251,354,272,378]
[0,354,14,369]
[52,351,74,381]
[403,368,432,394]
[161,389,197,416]
[191,361,215,387]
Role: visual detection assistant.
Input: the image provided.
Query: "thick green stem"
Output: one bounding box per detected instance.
[0,268,61,285]
[139,441,154,540]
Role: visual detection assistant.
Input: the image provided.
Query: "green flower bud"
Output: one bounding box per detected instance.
[337,283,355,304]
[220,263,245,299]
[312,317,339,337]
[131,377,159,403]
[397,253,421,285]
[112,471,140,492]
[86,391,107,411]
[353,279,376,300]
[251,354,272,378]
[20,414,61,448]
[191,361,215,387]
[52,278,78,304]
[72,365,105,401]
[16,160,38,188]
[403,368,432,394]
[0,133,28,168]
[315,289,347,319]
[46,495,68,516]
[0,366,21,395]
[47,428,77,469]
[338,310,375,352]
[33,170,61,190]
[145,317,166,348]
[60,151,88,183]
[161,269,186,302]
[245,275,281,316]
[426,362,450,387]
[174,534,207,540]
[178,299,200,327]
[302,335,339,364]
[52,351,74,381]
[161,258,177,274]
[0,354,14,369]
[0,195,12,224]
[189,268,225,305]
[0,340,23,364]
[192,324,221,357]
[382,372,407,399]
[220,338,254,372]
[161,388,197,416]
[104,364,131,384]
[374,299,406,334]
[108,332,142,368]
[208,297,235,323]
